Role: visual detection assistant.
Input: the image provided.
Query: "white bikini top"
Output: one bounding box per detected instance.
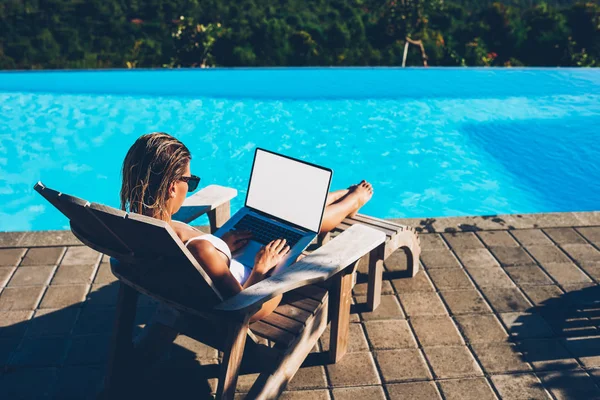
[183,233,251,285]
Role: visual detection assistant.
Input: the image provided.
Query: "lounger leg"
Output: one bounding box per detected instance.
[367,244,385,311]
[216,316,250,400]
[103,282,139,396]
[329,261,356,363]
[208,202,230,233]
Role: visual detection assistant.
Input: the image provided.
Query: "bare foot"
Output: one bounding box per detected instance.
[349,180,373,218]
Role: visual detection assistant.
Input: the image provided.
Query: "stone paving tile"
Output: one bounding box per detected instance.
[419,234,447,250]
[18,230,81,247]
[60,246,102,266]
[0,232,25,248]
[500,312,554,339]
[510,229,553,246]
[562,336,600,368]
[438,378,498,400]
[517,339,579,371]
[420,249,461,269]
[73,307,116,335]
[0,286,45,310]
[423,345,483,379]
[577,227,600,245]
[51,365,104,400]
[326,352,380,387]
[285,365,327,390]
[0,336,21,366]
[353,280,393,297]
[39,285,88,309]
[0,367,58,399]
[332,386,386,400]
[355,295,404,320]
[455,314,508,343]
[442,232,484,250]
[580,261,600,281]
[364,320,417,349]
[504,265,553,286]
[86,283,119,307]
[490,373,551,399]
[320,323,369,353]
[51,264,96,285]
[170,334,219,361]
[541,262,592,285]
[453,248,500,269]
[375,349,432,383]
[0,310,33,337]
[0,248,27,266]
[471,343,532,373]
[537,369,600,400]
[280,390,330,400]
[398,292,447,316]
[20,247,65,266]
[468,267,515,288]
[386,381,442,400]
[8,265,55,287]
[26,308,80,337]
[477,231,519,247]
[390,271,434,293]
[479,287,532,313]
[10,336,70,367]
[93,263,117,284]
[561,244,600,264]
[526,245,572,264]
[385,250,418,273]
[65,334,111,365]
[489,246,535,266]
[410,316,464,346]
[441,290,492,315]
[520,285,564,306]
[0,267,15,287]
[427,268,474,290]
[544,228,588,245]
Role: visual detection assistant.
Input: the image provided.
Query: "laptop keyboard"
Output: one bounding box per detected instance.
[234,215,303,248]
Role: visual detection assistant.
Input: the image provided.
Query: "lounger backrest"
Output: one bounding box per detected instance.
[34,182,131,256]
[35,181,223,310]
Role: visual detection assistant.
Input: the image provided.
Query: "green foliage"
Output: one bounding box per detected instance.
[0,0,598,68]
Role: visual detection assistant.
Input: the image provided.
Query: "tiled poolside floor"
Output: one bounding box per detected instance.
[3,211,600,399]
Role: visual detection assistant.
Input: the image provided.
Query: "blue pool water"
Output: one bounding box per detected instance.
[0,68,599,231]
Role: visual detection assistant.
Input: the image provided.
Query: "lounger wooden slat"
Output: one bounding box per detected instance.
[294,285,328,302]
[261,312,305,335]
[273,304,312,323]
[250,320,296,346]
[348,214,403,232]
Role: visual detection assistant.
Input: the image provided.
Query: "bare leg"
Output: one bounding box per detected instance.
[326,189,350,206]
[320,182,373,234]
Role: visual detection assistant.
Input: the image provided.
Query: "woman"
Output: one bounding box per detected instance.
[120,132,373,323]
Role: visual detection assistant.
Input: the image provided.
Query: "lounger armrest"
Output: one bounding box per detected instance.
[172,185,237,224]
[214,224,386,316]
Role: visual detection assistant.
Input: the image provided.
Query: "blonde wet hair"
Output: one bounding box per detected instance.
[120,132,191,219]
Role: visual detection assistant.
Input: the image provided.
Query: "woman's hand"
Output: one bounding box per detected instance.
[221,230,253,253]
[254,238,290,275]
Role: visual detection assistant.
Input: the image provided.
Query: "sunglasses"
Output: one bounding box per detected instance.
[179,174,201,192]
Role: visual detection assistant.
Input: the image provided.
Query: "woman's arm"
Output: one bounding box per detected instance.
[187,239,287,322]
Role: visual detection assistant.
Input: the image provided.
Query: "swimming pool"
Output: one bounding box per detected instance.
[1,68,599,231]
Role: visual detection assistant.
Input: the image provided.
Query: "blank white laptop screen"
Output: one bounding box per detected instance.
[246,149,332,233]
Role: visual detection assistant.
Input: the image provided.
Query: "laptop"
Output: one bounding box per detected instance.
[214,148,333,273]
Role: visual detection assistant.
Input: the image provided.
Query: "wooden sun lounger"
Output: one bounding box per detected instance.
[34,181,385,399]
[318,213,421,311]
